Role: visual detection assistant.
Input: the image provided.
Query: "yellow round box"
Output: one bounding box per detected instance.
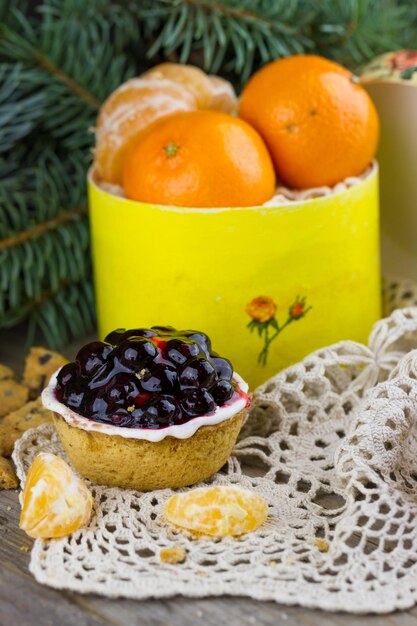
[88,168,381,389]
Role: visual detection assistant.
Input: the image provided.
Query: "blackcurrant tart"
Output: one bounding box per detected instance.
[43,326,249,491]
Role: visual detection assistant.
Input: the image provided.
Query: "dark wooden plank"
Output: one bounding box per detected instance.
[0,491,110,626]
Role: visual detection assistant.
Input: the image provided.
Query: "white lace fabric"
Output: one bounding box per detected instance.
[13,280,417,613]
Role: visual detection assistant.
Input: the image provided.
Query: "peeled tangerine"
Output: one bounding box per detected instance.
[94,63,237,185]
[20,452,93,539]
[164,486,268,537]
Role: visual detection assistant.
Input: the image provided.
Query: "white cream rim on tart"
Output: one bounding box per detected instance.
[42,370,248,443]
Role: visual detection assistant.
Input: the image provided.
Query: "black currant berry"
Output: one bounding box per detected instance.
[210,379,235,405]
[130,407,145,424]
[56,362,80,390]
[181,389,216,417]
[76,342,112,376]
[106,373,139,402]
[211,356,233,380]
[111,408,134,428]
[166,338,201,365]
[179,357,216,390]
[104,328,126,345]
[88,358,118,389]
[90,395,111,418]
[121,328,158,340]
[151,396,179,423]
[182,331,211,355]
[140,364,178,393]
[116,338,157,370]
[65,385,86,411]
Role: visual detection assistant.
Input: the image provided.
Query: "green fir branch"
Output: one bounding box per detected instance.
[136,0,312,83]
[309,0,411,68]
[0,0,415,348]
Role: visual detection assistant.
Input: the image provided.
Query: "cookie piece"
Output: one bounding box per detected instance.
[0,456,18,489]
[0,424,20,458]
[0,380,29,417]
[23,347,68,398]
[0,398,53,456]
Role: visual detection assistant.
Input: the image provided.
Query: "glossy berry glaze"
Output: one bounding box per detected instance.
[55,327,247,430]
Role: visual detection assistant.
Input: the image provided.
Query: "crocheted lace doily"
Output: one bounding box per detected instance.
[13,281,417,614]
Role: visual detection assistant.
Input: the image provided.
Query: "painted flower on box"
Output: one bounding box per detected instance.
[246,296,277,323]
[246,295,311,365]
[360,50,417,84]
[391,50,417,72]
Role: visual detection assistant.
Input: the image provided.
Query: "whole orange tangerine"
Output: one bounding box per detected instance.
[123,110,276,207]
[239,54,379,189]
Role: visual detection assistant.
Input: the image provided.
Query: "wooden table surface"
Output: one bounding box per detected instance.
[1,326,417,626]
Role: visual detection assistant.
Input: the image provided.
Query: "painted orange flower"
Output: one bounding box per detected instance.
[391,50,417,71]
[289,296,310,320]
[246,294,311,365]
[246,296,277,323]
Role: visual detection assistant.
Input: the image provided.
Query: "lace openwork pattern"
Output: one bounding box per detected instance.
[13,281,417,614]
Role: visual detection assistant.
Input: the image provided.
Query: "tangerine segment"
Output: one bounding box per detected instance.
[20,452,93,539]
[142,64,237,114]
[207,75,237,114]
[164,486,268,537]
[95,79,197,185]
[239,54,379,189]
[142,63,214,109]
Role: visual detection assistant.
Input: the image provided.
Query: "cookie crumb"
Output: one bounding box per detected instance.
[313,538,329,552]
[159,545,186,564]
[20,545,30,552]
[0,457,18,489]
